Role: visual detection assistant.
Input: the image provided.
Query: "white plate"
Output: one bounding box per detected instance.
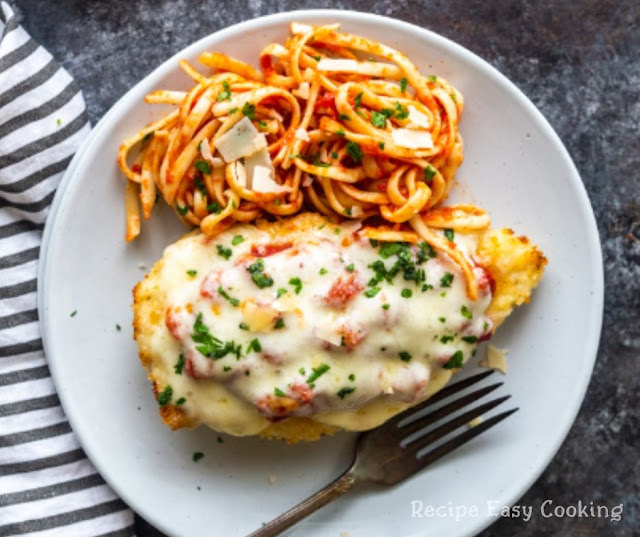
[38,10,603,537]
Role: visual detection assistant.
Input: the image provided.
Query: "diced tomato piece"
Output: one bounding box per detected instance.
[323,273,364,310]
[290,383,314,405]
[340,323,367,348]
[251,242,292,257]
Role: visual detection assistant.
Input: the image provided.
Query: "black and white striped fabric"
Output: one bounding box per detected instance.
[0,3,134,535]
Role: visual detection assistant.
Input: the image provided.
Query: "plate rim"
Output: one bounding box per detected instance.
[37,9,604,537]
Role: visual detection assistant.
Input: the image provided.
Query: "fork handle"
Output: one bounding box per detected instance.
[246,470,357,537]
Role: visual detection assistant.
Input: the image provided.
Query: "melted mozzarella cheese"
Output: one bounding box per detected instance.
[143,218,493,435]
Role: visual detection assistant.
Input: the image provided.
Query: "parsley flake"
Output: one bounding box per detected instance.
[461,305,473,319]
[289,277,303,294]
[346,141,363,163]
[174,354,185,374]
[337,387,356,399]
[194,159,211,174]
[157,385,173,406]
[192,452,204,462]
[440,272,454,287]
[443,350,464,369]
[307,363,330,384]
[399,351,412,362]
[231,235,244,246]
[217,244,232,260]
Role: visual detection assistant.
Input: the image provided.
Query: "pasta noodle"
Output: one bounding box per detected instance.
[117,22,490,299]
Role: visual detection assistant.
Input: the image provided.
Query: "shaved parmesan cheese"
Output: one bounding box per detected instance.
[295,128,310,142]
[391,128,434,149]
[317,59,360,71]
[303,68,315,82]
[252,165,292,194]
[350,205,364,218]
[213,117,267,162]
[407,105,430,129]
[302,174,313,187]
[243,148,275,189]
[291,22,313,35]
[294,81,310,100]
[480,345,508,374]
[269,43,288,56]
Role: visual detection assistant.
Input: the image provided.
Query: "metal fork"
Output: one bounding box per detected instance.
[248,370,516,537]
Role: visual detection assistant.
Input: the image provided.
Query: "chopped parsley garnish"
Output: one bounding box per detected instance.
[369,239,379,247]
[116,324,121,331]
[427,75,437,83]
[231,235,244,246]
[176,204,189,215]
[461,335,478,343]
[274,387,286,397]
[217,244,232,260]
[194,176,207,195]
[400,78,408,92]
[319,268,328,275]
[438,317,446,323]
[346,263,355,273]
[174,354,185,374]
[364,287,381,298]
[239,322,249,331]
[336,128,346,136]
[461,305,473,319]
[399,351,412,362]
[289,277,303,294]
[192,452,204,462]
[378,141,385,150]
[444,228,455,242]
[276,287,287,298]
[247,259,274,288]
[424,166,437,182]
[217,80,231,101]
[223,365,232,372]
[422,283,434,292]
[298,367,306,375]
[346,141,363,163]
[246,338,262,354]
[443,350,464,369]
[157,385,173,406]
[343,207,352,216]
[450,92,457,103]
[70,310,77,317]
[440,335,454,344]
[186,269,197,277]
[349,373,355,381]
[217,436,224,443]
[371,111,387,128]
[191,313,242,360]
[401,288,413,298]
[274,318,285,329]
[312,54,322,61]
[194,159,211,174]
[440,272,454,287]
[242,102,255,120]
[218,286,240,307]
[307,363,330,385]
[257,120,267,130]
[334,227,341,235]
[483,321,489,332]
[331,151,339,159]
[417,241,437,261]
[394,101,409,119]
[176,397,186,406]
[338,114,350,121]
[141,131,154,144]
[354,92,363,108]
[337,387,356,399]
[382,304,390,310]
[207,201,222,214]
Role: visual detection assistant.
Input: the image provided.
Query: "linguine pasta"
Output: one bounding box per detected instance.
[117,22,490,299]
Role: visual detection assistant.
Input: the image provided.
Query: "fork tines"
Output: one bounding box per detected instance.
[391,370,517,462]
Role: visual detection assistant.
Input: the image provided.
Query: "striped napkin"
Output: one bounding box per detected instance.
[0,3,135,535]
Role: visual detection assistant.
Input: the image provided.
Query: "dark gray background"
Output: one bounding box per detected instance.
[13,1,639,536]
